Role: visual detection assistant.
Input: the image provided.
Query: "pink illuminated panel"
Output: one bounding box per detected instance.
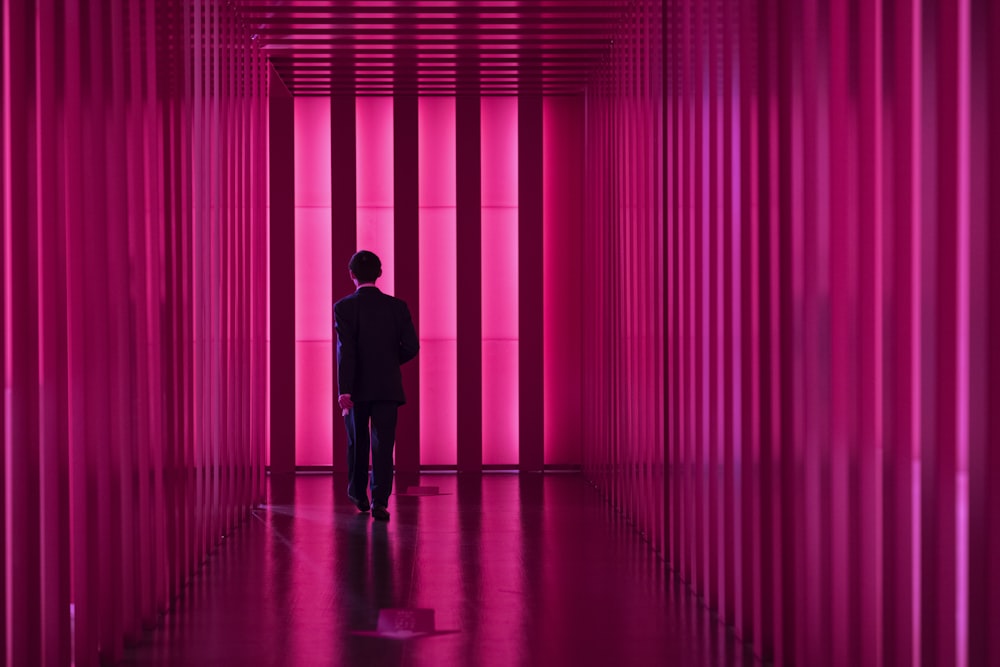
[294,98,335,466]
[480,97,519,466]
[418,97,458,466]
[356,97,396,295]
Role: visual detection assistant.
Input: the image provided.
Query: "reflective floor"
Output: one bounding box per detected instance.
[121,473,758,666]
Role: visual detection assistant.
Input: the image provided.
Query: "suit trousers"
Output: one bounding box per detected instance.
[345,401,398,507]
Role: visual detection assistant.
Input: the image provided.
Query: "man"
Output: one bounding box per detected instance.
[334,250,419,521]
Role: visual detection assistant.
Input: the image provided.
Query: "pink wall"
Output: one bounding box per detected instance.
[293,97,335,467]
[418,97,458,466]
[1,0,268,664]
[480,97,519,466]
[582,0,1000,665]
[291,95,585,469]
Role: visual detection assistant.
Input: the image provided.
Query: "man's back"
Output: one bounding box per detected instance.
[334,287,419,404]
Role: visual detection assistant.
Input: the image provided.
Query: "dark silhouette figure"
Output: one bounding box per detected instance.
[334,250,419,521]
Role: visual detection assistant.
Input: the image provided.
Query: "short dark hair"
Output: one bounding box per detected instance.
[349,250,382,283]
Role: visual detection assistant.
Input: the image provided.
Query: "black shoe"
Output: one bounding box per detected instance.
[348,494,371,512]
[371,505,390,521]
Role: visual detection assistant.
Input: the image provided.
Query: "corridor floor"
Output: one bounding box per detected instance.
[121,473,758,666]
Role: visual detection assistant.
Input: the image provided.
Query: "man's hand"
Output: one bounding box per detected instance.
[338,393,354,416]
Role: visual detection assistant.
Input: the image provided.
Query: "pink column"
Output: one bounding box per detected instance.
[481,96,518,467]
[517,94,544,472]
[5,0,44,662]
[393,94,421,474]
[969,4,1000,665]
[542,97,584,466]
[294,96,333,467]
[922,1,968,665]
[330,95,357,469]
[418,97,457,466]
[0,0,6,653]
[456,94,483,472]
[884,2,921,664]
[269,70,295,474]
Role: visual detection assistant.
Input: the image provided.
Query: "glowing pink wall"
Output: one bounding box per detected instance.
[2,0,268,663]
[582,1,1000,665]
[293,98,335,467]
[291,94,584,469]
[356,97,396,296]
[418,97,458,466]
[480,97,519,466]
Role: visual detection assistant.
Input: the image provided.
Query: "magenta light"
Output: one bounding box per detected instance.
[294,97,335,465]
[293,98,332,211]
[418,97,458,466]
[356,97,396,296]
[480,97,519,466]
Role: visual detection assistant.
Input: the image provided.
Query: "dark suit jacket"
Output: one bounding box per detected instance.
[334,286,419,404]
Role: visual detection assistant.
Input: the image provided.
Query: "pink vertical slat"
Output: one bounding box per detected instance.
[5,0,43,663]
[481,96,519,467]
[269,70,295,473]
[0,0,7,651]
[542,97,584,467]
[455,94,482,472]
[517,95,544,472]
[330,94,358,469]
[37,0,72,661]
[392,94,420,474]
[417,96,456,466]
[969,3,1000,665]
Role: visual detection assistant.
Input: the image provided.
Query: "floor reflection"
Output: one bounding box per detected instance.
[121,473,758,666]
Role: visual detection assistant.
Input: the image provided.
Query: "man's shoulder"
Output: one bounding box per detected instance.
[334,293,358,311]
[384,293,412,312]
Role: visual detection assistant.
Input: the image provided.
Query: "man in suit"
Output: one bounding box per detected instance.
[335,250,419,521]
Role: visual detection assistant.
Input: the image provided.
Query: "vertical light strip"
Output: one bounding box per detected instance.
[954,3,972,666]
[481,96,518,466]
[356,97,395,295]
[418,97,457,466]
[5,0,42,661]
[293,98,333,466]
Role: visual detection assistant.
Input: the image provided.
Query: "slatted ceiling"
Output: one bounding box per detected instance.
[233,0,628,95]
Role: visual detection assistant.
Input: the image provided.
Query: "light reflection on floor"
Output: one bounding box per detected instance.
[121,473,759,667]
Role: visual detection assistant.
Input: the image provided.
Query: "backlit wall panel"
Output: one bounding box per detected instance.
[356,97,396,296]
[480,97,519,466]
[581,0,999,665]
[293,97,334,466]
[418,97,459,466]
[291,94,584,469]
[1,0,268,664]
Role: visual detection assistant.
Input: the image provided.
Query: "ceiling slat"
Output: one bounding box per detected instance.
[235,0,627,95]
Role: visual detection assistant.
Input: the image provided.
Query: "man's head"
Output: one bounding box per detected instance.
[349,250,382,284]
